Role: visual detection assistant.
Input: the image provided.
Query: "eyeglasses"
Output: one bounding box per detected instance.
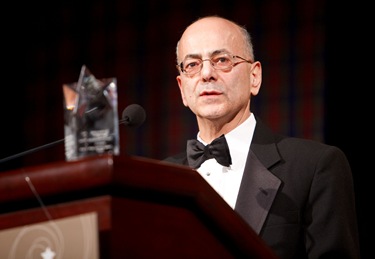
[177,52,252,76]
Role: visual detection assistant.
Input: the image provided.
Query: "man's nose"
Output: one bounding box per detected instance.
[200,59,216,74]
[200,60,217,81]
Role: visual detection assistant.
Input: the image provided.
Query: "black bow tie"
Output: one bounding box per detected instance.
[186,134,232,169]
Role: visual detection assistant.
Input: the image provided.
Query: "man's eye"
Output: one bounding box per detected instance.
[185,61,200,69]
[215,56,230,64]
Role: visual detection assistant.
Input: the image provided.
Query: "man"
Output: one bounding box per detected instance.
[164,15,360,258]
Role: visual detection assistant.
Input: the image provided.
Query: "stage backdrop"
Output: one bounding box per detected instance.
[1,0,326,170]
[1,1,371,258]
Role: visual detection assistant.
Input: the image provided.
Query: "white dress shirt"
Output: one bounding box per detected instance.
[196,113,256,209]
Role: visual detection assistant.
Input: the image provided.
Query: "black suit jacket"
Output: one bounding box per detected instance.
[164,119,360,259]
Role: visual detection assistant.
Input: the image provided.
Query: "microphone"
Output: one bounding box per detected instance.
[0,104,146,164]
[119,103,146,128]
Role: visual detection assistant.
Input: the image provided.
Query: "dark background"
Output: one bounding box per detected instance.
[1,0,372,257]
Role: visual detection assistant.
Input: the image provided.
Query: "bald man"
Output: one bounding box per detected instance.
[165,16,360,259]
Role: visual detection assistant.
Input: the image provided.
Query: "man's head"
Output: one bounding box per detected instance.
[175,16,262,134]
[176,16,255,67]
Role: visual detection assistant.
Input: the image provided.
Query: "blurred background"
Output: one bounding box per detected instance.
[0,0,372,257]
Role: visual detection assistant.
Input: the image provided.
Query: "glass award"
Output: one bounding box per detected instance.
[62,65,119,161]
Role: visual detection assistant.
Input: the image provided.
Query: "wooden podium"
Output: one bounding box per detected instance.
[0,154,278,258]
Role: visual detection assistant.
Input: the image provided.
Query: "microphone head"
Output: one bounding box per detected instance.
[121,104,146,128]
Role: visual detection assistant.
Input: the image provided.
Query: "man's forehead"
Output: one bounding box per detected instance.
[178,18,243,59]
[179,34,240,59]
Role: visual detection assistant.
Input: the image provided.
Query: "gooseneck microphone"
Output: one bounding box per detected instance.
[0,104,146,164]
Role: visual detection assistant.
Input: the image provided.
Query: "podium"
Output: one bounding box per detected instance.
[0,154,278,258]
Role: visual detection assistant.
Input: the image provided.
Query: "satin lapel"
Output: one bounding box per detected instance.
[234,149,281,234]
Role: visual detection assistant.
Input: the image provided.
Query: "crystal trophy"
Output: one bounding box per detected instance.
[62,65,119,161]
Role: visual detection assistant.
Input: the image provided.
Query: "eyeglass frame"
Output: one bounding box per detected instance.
[177,52,253,75]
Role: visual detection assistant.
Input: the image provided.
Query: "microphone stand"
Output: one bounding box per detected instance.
[0,139,65,164]
[0,103,146,164]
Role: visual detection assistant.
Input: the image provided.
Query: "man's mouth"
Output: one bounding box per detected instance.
[200,90,221,96]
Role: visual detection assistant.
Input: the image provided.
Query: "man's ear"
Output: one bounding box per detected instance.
[250,61,262,96]
[176,75,188,107]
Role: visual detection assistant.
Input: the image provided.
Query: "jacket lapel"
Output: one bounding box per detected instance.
[234,120,282,234]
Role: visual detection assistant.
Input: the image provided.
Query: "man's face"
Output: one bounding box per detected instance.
[176,17,260,122]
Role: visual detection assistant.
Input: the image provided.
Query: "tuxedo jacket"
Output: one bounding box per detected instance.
[164,118,360,259]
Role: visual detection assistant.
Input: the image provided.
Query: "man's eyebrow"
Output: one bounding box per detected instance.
[183,49,229,60]
[211,49,229,55]
[184,53,201,59]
